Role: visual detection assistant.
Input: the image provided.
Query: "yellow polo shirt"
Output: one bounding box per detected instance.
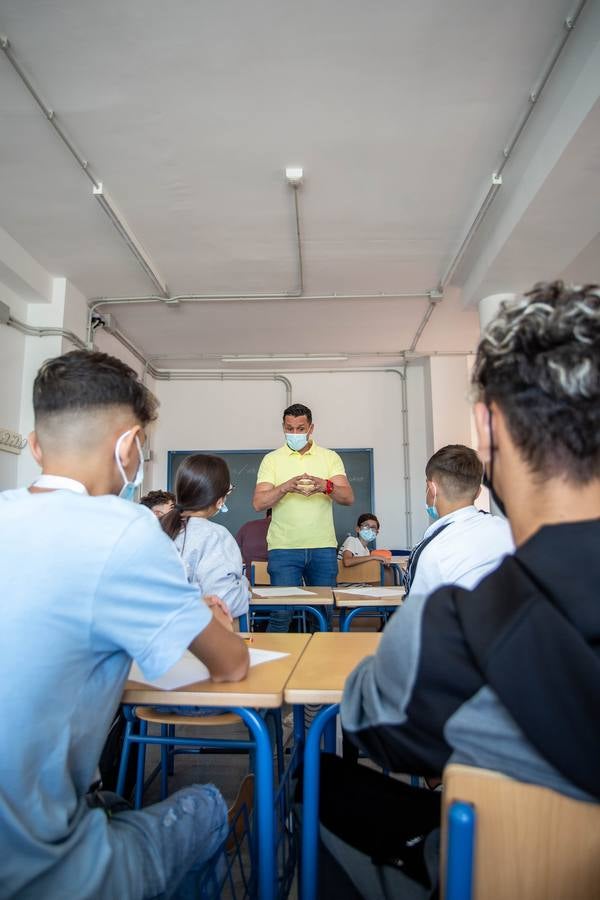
[256,442,346,550]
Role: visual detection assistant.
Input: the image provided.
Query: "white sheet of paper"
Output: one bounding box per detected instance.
[251,587,317,598]
[129,648,289,691]
[335,586,405,597]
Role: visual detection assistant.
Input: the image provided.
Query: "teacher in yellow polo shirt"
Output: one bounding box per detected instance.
[253,403,355,631]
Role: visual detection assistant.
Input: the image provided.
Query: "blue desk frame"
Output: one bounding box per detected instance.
[299,703,339,900]
[249,603,330,632]
[120,704,277,900]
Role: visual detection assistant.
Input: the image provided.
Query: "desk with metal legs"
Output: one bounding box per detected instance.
[334,586,405,631]
[249,586,334,632]
[284,632,381,900]
[122,633,311,900]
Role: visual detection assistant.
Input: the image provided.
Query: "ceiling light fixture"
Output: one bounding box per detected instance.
[285,167,303,186]
[222,354,348,363]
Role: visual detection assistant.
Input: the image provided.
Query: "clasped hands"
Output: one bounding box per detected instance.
[283,473,328,496]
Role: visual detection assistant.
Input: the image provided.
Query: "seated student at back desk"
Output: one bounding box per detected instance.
[161,454,250,620]
[318,281,600,899]
[404,444,514,597]
[0,350,249,900]
[338,512,394,586]
[338,513,384,568]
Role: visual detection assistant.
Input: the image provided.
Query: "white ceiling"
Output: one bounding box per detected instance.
[0,0,598,367]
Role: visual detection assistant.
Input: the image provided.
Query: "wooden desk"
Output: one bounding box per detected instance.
[390,555,409,566]
[284,632,380,705]
[249,587,334,606]
[333,586,405,608]
[122,633,311,900]
[286,632,381,900]
[123,633,310,709]
[249,587,334,631]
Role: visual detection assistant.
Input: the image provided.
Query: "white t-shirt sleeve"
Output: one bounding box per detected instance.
[92,514,211,680]
[338,535,369,560]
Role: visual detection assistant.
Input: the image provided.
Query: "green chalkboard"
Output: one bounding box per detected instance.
[167,448,373,547]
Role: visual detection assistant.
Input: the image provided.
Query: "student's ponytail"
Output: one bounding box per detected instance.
[161,506,186,541]
[161,453,231,543]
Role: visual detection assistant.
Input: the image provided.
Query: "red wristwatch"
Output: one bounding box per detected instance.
[325,479,334,495]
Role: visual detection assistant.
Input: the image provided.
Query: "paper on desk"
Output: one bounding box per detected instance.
[252,587,317,598]
[335,586,405,597]
[129,648,289,690]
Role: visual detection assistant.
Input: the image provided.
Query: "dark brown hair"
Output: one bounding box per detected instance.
[33,350,158,426]
[283,403,312,423]
[357,513,380,529]
[140,490,175,510]
[161,454,231,540]
[426,445,483,500]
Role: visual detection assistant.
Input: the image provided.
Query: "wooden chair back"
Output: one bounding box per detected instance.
[250,560,270,585]
[441,764,600,900]
[336,559,382,585]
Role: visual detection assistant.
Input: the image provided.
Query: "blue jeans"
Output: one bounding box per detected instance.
[266,548,338,632]
[103,784,228,898]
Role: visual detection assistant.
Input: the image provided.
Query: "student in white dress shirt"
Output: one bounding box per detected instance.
[161,454,250,619]
[405,444,514,597]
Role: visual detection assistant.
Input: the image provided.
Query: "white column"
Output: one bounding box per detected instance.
[16,279,67,485]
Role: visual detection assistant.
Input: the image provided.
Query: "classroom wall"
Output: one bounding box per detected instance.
[0,287,26,490]
[149,366,439,548]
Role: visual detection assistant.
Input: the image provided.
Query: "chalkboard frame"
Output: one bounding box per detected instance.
[166,447,374,545]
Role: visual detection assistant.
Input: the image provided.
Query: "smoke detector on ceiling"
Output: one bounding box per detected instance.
[285,167,303,186]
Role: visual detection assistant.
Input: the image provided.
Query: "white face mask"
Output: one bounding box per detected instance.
[114,430,144,501]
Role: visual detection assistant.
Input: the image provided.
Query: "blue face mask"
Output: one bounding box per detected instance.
[425,483,439,520]
[219,502,228,514]
[286,433,309,452]
[115,430,144,501]
[359,527,377,542]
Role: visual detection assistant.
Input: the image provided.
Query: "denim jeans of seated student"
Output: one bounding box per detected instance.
[91,783,228,899]
[266,548,338,633]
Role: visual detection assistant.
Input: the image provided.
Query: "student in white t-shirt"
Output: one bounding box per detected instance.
[161,454,250,620]
[338,513,383,568]
[0,349,249,900]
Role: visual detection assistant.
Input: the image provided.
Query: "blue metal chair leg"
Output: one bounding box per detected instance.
[304,605,328,632]
[160,724,169,800]
[134,720,148,809]
[341,607,363,632]
[301,703,339,900]
[234,707,276,900]
[445,801,476,900]
[116,717,135,797]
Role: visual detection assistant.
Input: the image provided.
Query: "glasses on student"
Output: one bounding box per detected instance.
[226,484,235,496]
